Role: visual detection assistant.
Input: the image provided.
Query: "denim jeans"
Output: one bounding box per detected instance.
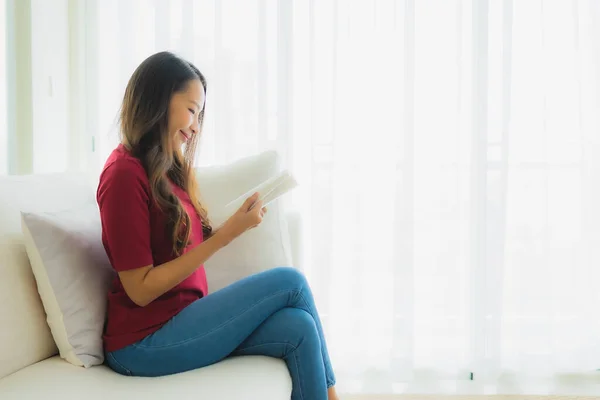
[105,267,336,400]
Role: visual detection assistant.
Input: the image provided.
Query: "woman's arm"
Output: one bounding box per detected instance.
[205,227,219,240]
[118,194,264,307]
[98,160,265,307]
[118,231,229,307]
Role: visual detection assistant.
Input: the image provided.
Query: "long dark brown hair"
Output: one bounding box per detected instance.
[119,51,211,255]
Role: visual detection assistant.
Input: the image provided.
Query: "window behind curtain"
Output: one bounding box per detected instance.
[87,0,283,174]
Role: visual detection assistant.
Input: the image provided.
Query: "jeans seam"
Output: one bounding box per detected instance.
[235,342,294,354]
[297,288,335,389]
[107,352,133,376]
[290,344,304,400]
[296,290,314,321]
[132,287,296,350]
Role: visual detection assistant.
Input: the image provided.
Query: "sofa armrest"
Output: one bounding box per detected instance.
[285,210,303,270]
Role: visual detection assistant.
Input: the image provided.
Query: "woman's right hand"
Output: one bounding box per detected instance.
[217,193,267,245]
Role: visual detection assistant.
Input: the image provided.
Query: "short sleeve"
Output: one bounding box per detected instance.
[97,160,154,271]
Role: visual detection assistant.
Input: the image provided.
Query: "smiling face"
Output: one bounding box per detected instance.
[167,78,206,149]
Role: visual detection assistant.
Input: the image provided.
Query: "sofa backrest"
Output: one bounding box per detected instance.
[0,150,298,378]
[0,173,95,379]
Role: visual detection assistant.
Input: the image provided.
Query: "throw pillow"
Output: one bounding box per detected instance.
[196,150,294,292]
[21,203,114,367]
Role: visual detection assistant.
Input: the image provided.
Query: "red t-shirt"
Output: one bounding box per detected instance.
[97,144,208,352]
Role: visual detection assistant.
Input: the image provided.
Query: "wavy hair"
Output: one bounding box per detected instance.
[119,51,211,255]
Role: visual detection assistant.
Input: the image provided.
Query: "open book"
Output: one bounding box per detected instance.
[212,170,298,227]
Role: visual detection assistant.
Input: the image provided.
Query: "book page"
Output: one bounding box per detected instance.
[211,170,298,226]
[249,171,297,210]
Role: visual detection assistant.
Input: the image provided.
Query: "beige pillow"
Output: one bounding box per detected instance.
[21,203,115,367]
[197,150,295,292]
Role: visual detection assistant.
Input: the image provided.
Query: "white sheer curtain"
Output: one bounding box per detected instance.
[0,0,7,175]
[83,0,600,394]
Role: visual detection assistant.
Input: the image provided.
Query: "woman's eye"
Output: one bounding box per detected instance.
[188,109,195,115]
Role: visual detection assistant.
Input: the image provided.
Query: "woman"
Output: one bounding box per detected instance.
[97,51,339,400]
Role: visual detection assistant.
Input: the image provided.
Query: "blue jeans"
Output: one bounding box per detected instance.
[105,267,336,400]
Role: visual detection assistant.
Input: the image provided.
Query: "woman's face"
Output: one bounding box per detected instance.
[167,79,206,148]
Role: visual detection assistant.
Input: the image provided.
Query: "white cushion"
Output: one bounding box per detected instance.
[0,355,291,400]
[0,173,94,379]
[197,150,294,292]
[21,203,115,368]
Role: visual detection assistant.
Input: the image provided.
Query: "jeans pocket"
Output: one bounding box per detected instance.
[105,352,134,376]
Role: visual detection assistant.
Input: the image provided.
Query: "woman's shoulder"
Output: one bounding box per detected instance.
[101,144,145,176]
[97,145,149,198]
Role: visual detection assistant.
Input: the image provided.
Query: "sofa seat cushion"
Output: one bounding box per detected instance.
[0,355,291,400]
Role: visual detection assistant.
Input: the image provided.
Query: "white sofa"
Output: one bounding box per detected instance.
[0,155,297,399]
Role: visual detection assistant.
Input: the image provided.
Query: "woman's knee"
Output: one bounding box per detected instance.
[269,266,307,289]
[274,308,320,347]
